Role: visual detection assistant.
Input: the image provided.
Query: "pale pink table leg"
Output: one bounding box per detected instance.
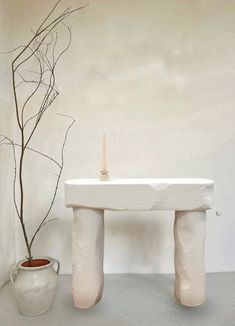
[174,210,206,306]
[72,208,104,308]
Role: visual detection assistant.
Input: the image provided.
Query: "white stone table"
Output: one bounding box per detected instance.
[65,178,214,309]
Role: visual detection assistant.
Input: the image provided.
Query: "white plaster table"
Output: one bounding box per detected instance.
[65,178,214,309]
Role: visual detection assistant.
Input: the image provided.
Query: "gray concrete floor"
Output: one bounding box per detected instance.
[0,273,234,326]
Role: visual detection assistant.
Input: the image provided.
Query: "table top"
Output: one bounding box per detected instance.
[65,178,214,211]
[65,178,213,186]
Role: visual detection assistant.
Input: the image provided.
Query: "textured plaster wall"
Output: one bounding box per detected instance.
[0,0,15,286]
[4,0,235,273]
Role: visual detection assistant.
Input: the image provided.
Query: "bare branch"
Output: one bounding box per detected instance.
[4,0,86,261]
[0,142,61,168]
[29,116,75,249]
[55,22,72,66]
[0,45,26,55]
[0,135,20,218]
[36,0,63,34]
[40,218,59,228]
[13,4,88,72]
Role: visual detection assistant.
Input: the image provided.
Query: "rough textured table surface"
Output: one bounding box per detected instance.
[65,178,214,211]
[65,178,214,309]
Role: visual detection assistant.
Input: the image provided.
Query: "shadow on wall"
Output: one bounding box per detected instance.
[33,210,175,274]
[104,210,175,273]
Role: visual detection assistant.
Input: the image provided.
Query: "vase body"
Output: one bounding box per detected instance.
[10,256,60,316]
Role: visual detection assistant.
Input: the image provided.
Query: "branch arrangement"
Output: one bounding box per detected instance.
[0,0,86,262]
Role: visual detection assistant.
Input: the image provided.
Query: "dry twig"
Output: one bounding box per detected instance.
[0,0,87,261]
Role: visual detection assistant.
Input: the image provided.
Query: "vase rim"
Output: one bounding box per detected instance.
[16,256,54,271]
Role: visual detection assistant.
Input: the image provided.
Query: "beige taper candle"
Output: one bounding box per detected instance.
[102,133,107,171]
[100,133,109,181]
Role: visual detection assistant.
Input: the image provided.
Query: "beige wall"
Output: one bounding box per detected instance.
[4,0,235,273]
[0,0,15,286]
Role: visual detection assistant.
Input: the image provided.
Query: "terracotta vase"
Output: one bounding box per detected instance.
[10,256,60,316]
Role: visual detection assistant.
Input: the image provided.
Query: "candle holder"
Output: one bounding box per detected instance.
[100,169,109,181]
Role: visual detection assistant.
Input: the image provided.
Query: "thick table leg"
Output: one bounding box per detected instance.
[72,208,104,308]
[174,210,206,306]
